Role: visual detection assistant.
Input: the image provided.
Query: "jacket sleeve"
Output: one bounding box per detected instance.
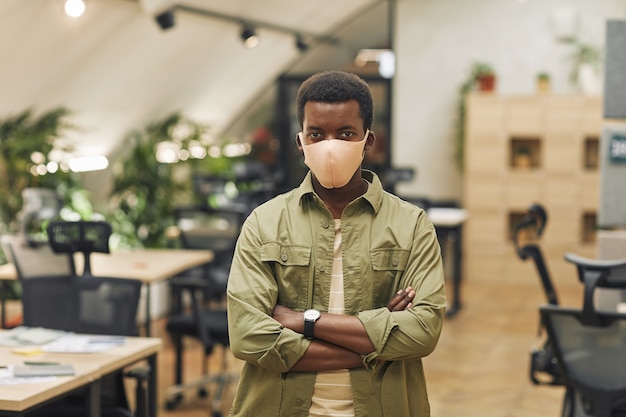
[357,212,446,366]
[226,211,311,372]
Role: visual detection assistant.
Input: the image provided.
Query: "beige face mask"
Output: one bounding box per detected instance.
[299,130,369,189]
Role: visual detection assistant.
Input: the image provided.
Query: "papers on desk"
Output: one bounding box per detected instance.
[0,326,66,347]
[42,335,126,353]
[13,364,75,377]
[0,367,57,385]
[0,326,126,353]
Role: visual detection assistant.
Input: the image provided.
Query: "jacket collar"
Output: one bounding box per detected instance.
[297,169,383,214]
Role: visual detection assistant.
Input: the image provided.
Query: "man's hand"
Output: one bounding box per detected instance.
[273,304,302,332]
[387,287,416,311]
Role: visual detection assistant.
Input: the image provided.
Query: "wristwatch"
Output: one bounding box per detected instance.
[303,309,321,340]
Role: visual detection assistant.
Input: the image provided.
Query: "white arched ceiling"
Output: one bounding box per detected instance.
[0,0,388,158]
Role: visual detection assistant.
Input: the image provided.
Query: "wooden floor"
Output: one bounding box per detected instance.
[147,268,585,417]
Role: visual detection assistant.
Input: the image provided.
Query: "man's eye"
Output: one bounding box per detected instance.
[340,132,355,138]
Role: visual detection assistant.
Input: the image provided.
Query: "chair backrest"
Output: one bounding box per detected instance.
[563,253,626,325]
[174,206,244,302]
[512,203,558,305]
[21,274,142,337]
[174,206,243,258]
[46,220,112,277]
[0,233,74,279]
[540,305,626,417]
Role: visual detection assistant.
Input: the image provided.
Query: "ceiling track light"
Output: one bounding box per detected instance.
[240,24,260,48]
[295,34,309,53]
[155,9,175,30]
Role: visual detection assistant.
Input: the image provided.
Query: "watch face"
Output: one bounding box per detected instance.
[304,309,321,320]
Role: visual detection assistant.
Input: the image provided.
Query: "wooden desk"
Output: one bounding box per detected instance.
[0,335,161,417]
[427,207,468,318]
[0,248,213,335]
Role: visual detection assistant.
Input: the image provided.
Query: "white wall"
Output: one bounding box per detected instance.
[393,0,626,203]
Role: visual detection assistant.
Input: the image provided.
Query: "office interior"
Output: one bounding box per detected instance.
[1,0,626,416]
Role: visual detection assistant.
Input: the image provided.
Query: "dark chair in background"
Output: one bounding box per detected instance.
[46,220,112,277]
[512,203,564,387]
[164,206,242,416]
[21,274,148,417]
[540,253,626,417]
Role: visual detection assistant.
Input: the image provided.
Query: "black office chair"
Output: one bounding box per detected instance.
[541,307,626,417]
[164,206,241,416]
[46,220,113,277]
[21,274,148,417]
[512,203,564,386]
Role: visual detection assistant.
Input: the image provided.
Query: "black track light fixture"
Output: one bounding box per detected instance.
[240,24,260,48]
[155,9,175,30]
[295,34,309,53]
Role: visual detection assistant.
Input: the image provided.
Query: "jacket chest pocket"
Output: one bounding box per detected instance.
[261,242,311,309]
[370,248,410,304]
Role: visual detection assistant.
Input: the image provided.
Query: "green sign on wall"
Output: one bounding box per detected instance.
[609,132,626,163]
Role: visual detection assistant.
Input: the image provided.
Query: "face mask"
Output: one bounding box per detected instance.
[299,130,369,189]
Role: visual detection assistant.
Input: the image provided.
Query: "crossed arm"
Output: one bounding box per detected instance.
[272,287,416,372]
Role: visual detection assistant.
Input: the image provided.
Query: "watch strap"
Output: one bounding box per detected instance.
[304,318,315,339]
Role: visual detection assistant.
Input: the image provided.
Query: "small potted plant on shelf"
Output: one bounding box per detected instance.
[513,146,532,168]
[472,62,497,92]
[536,72,551,93]
[453,61,498,171]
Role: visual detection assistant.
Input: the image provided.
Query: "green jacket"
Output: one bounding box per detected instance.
[227,170,446,417]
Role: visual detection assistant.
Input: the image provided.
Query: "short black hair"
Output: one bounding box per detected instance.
[296,71,373,131]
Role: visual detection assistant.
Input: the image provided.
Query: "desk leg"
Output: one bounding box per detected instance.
[445,225,463,318]
[148,353,158,417]
[145,283,151,337]
[86,378,102,417]
[1,281,6,328]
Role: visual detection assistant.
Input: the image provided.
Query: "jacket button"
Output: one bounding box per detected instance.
[322,222,329,229]
[392,257,399,266]
[319,265,325,272]
[281,253,288,262]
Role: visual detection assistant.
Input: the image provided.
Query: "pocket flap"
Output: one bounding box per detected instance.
[261,242,311,266]
[371,248,409,271]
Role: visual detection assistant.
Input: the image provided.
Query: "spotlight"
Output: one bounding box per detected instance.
[295,34,309,53]
[64,0,85,18]
[240,25,260,48]
[155,10,175,30]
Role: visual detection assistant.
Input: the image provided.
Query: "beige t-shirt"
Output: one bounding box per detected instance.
[309,219,355,417]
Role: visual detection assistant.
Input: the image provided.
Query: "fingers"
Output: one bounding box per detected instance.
[387,287,416,311]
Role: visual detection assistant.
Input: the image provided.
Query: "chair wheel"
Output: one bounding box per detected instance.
[198,387,209,398]
[165,394,183,410]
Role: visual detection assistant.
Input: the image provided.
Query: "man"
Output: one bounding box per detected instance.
[227,71,446,417]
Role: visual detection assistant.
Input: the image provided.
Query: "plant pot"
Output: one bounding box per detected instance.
[515,154,532,168]
[477,74,496,92]
[536,79,551,93]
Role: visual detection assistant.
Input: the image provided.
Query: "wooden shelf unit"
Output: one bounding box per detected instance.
[463,93,602,284]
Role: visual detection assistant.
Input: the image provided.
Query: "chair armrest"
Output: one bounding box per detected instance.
[564,252,626,270]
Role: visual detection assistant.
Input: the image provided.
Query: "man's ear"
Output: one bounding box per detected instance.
[295,132,304,152]
[364,130,376,151]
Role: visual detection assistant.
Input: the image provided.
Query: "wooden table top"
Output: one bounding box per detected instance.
[0,335,161,412]
[0,248,213,283]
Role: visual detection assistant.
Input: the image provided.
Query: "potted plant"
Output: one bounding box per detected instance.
[454,61,497,171]
[514,146,532,168]
[561,38,603,94]
[0,107,81,301]
[536,72,551,93]
[472,62,497,92]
